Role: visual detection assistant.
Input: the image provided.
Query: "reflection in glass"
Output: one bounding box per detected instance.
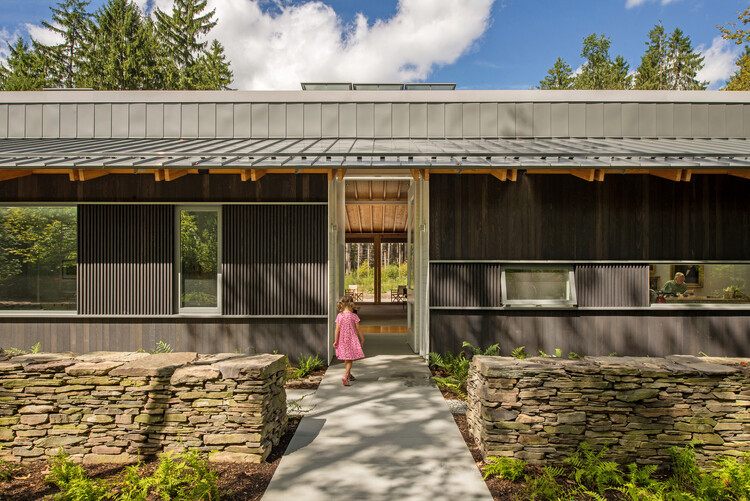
[180,210,218,308]
[650,264,750,304]
[504,269,574,303]
[0,207,77,310]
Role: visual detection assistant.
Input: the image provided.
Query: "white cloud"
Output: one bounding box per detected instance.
[0,28,20,67]
[697,36,742,89]
[24,22,64,46]
[205,0,495,90]
[625,0,679,8]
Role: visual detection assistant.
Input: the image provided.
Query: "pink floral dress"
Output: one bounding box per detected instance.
[335,311,365,361]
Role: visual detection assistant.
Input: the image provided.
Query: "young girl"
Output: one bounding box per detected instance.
[333,295,365,386]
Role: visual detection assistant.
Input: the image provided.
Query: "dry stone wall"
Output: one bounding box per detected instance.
[0,351,287,464]
[468,355,750,466]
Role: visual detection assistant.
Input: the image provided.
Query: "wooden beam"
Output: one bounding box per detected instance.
[490,170,508,182]
[650,169,683,182]
[409,169,420,180]
[251,169,266,182]
[164,169,189,181]
[0,170,32,182]
[680,169,692,182]
[728,170,750,180]
[337,169,346,180]
[421,169,429,180]
[240,169,251,182]
[70,169,109,182]
[507,169,517,182]
[327,169,337,181]
[570,169,597,182]
[594,169,606,182]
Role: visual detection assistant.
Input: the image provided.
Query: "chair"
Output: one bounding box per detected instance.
[348,285,363,301]
[391,285,407,306]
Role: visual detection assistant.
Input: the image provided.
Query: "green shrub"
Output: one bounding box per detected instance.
[152,450,220,501]
[462,341,500,357]
[290,354,325,379]
[511,346,531,359]
[116,464,151,501]
[383,264,399,280]
[526,466,566,501]
[566,442,623,494]
[484,456,526,481]
[428,351,470,400]
[46,450,113,501]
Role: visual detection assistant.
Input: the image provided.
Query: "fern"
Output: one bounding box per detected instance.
[431,375,466,399]
[568,352,583,359]
[484,456,526,481]
[151,341,173,354]
[290,353,325,379]
[30,342,41,354]
[0,446,20,482]
[565,442,623,494]
[526,466,566,501]
[462,341,501,357]
[46,449,113,500]
[512,346,530,359]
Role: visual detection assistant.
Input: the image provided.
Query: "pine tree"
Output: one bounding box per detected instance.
[635,23,669,89]
[538,57,574,90]
[610,55,633,90]
[190,40,233,90]
[155,0,231,89]
[36,0,92,88]
[82,0,167,90]
[667,28,706,90]
[0,38,47,91]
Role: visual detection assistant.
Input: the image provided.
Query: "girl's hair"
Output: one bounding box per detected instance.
[337,295,355,312]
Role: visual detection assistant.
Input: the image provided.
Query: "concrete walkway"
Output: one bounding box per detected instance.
[263,350,492,500]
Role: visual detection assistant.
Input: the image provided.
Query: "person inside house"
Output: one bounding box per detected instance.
[662,272,688,296]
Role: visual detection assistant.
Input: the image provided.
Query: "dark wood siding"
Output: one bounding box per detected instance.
[575,264,649,307]
[0,174,327,203]
[0,318,326,357]
[79,205,173,315]
[430,263,502,307]
[223,205,327,315]
[430,310,750,357]
[429,174,750,261]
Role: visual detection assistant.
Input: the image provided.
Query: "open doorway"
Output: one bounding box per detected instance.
[344,179,410,355]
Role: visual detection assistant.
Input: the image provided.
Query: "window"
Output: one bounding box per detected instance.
[0,206,77,311]
[501,267,577,306]
[178,207,220,313]
[650,264,750,305]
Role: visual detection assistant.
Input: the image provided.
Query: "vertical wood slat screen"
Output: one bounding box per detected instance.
[78,205,174,315]
[223,205,326,315]
[575,264,649,307]
[429,263,502,307]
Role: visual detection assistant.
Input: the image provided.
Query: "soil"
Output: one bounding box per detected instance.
[0,417,302,501]
[283,367,327,390]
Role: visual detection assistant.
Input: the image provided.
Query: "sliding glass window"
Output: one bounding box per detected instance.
[501,267,577,306]
[650,264,750,305]
[0,206,77,311]
[178,207,221,313]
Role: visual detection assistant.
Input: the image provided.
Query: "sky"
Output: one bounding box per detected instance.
[0,0,748,91]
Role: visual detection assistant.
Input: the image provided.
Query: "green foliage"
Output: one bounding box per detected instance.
[512,346,530,359]
[526,466,566,501]
[116,464,150,501]
[46,450,113,500]
[635,23,706,90]
[566,442,623,494]
[428,351,470,399]
[38,0,92,88]
[431,375,466,399]
[484,456,526,481]
[151,341,173,354]
[568,352,583,359]
[30,342,42,354]
[720,8,750,90]
[462,341,500,357]
[538,57,574,89]
[538,348,563,358]
[575,33,632,90]
[290,354,325,379]
[0,447,21,482]
[4,347,27,356]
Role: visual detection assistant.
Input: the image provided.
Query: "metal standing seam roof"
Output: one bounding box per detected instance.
[0,137,749,169]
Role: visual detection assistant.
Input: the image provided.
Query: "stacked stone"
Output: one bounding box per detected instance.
[0,351,287,464]
[468,355,750,466]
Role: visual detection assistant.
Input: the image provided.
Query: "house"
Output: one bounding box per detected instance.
[0,86,748,359]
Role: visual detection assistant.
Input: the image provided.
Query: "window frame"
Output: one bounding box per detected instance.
[175,205,222,315]
[649,261,750,309]
[500,265,577,307]
[0,204,79,314]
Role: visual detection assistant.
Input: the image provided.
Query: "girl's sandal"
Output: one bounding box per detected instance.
[348,374,356,381]
[341,376,350,386]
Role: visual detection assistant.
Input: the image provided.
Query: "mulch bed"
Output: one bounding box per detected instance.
[283,367,327,390]
[0,416,302,501]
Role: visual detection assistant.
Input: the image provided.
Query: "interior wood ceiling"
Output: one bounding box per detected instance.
[345,180,409,234]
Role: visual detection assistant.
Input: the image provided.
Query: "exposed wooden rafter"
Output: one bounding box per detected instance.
[650,169,691,182]
[327,169,337,181]
[728,170,750,180]
[69,169,109,182]
[241,169,266,182]
[337,169,346,180]
[409,169,420,180]
[0,170,32,182]
[570,169,606,182]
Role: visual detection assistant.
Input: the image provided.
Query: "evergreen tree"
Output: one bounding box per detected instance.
[37,0,92,88]
[667,28,706,90]
[635,23,669,89]
[575,33,632,90]
[82,0,167,90]
[718,8,750,90]
[190,40,233,90]
[155,0,231,89]
[0,38,47,91]
[538,57,574,90]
